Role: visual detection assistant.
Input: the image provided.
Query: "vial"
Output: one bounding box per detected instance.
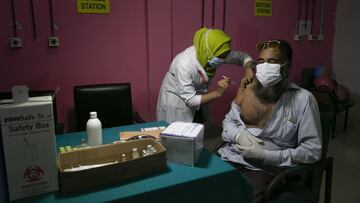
[121,153,126,162]
[150,147,157,154]
[142,149,148,157]
[80,138,87,148]
[132,148,139,159]
[146,144,152,154]
[146,145,152,154]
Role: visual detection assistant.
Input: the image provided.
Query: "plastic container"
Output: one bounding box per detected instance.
[86,112,102,146]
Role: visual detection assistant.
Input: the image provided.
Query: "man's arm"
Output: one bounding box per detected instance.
[221,100,248,143]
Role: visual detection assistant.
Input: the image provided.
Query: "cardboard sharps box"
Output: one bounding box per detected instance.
[0,86,59,201]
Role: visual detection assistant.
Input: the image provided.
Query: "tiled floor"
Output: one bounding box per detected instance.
[203,113,360,203]
[319,114,360,203]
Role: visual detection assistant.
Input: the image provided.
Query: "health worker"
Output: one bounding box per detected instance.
[156,27,255,123]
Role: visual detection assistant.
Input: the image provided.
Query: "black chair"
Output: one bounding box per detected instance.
[263,113,334,203]
[0,90,64,135]
[310,89,354,138]
[302,68,355,138]
[73,83,145,132]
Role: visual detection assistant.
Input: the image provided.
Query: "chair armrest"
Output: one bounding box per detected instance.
[132,112,146,123]
[263,160,325,201]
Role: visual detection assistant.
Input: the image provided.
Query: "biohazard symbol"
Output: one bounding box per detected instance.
[23,165,44,182]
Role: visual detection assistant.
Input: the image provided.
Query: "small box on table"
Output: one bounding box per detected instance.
[58,138,167,194]
[160,122,204,166]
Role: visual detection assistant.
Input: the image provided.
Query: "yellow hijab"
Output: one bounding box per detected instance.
[193,27,231,69]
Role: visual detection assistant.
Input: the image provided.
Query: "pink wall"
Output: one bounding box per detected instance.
[206,0,337,125]
[0,0,337,131]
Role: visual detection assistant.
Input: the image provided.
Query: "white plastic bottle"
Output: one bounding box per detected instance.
[86,111,102,146]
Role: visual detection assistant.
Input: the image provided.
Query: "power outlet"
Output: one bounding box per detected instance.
[294,34,302,41]
[9,37,22,48]
[48,36,59,47]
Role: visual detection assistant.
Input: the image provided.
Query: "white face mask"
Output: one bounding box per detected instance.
[205,29,225,69]
[255,62,284,87]
[208,56,225,68]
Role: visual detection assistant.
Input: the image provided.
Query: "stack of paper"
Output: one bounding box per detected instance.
[161,122,203,138]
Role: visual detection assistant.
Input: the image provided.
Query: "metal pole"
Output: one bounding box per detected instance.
[11,0,18,37]
[49,0,55,36]
[31,0,37,39]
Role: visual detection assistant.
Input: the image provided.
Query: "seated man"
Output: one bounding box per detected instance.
[218,39,322,203]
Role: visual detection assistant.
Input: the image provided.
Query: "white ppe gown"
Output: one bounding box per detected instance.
[156,45,252,124]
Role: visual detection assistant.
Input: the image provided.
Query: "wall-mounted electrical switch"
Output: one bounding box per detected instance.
[9,37,22,48]
[296,20,312,36]
[48,36,59,47]
[294,34,302,41]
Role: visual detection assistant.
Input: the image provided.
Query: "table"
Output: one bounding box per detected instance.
[14,121,252,203]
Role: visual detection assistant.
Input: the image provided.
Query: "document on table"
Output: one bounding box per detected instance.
[161,122,204,138]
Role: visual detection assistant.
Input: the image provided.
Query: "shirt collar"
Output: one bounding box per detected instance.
[288,82,301,90]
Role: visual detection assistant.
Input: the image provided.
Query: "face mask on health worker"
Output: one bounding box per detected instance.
[208,57,225,68]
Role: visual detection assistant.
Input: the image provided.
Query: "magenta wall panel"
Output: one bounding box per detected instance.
[0,0,149,131]
[147,0,173,120]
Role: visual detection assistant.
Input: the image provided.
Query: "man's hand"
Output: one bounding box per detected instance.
[240,61,255,90]
[236,135,265,161]
[235,131,263,147]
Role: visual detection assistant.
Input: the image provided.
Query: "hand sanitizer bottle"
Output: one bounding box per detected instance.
[86,111,102,146]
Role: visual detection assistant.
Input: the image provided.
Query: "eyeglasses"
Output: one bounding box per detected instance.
[256,40,281,53]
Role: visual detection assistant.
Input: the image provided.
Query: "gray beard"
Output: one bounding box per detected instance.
[252,77,290,104]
